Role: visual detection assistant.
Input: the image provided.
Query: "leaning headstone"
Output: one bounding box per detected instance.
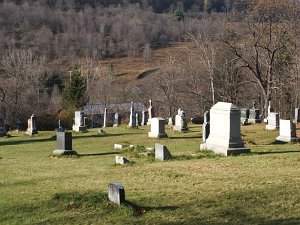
[294,108,300,123]
[115,156,130,165]
[128,102,137,128]
[276,120,299,142]
[72,111,87,132]
[148,117,167,138]
[147,99,154,125]
[200,102,250,156]
[141,110,148,126]
[173,108,188,132]
[0,112,5,136]
[108,183,125,205]
[266,112,279,130]
[26,114,38,135]
[202,111,210,143]
[53,131,77,155]
[155,143,171,160]
[103,108,108,128]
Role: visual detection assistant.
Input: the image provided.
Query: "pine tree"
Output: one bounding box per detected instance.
[61,65,86,110]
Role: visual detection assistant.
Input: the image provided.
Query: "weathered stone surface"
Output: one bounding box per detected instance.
[248,109,261,124]
[148,117,167,138]
[114,144,123,150]
[128,102,137,128]
[200,102,250,156]
[155,143,171,160]
[26,114,38,135]
[108,183,125,205]
[276,119,298,142]
[294,108,300,123]
[266,112,279,130]
[53,131,77,155]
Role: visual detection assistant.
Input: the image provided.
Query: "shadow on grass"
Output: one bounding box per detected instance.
[78,152,121,157]
[168,136,200,140]
[271,140,289,145]
[72,132,142,139]
[254,150,300,155]
[0,135,56,146]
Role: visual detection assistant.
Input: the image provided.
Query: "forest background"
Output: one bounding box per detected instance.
[0,0,299,129]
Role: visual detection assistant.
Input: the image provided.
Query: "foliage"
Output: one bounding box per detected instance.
[61,65,87,110]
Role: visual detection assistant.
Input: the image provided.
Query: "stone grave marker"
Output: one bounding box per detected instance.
[266,112,279,130]
[173,108,188,132]
[0,112,5,136]
[26,114,38,135]
[103,108,108,128]
[147,99,154,125]
[200,102,250,156]
[294,108,300,123]
[113,113,120,127]
[248,101,261,124]
[115,156,130,165]
[148,117,167,138]
[276,120,298,142]
[202,111,210,143]
[240,108,249,125]
[108,183,125,205]
[72,111,87,132]
[155,143,171,160]
[53,131,77,155]
[141,110,148,126]
[128,102,137,128]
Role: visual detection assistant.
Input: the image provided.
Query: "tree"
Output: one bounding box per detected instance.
[61,65,87,110]
[222,1,297,116]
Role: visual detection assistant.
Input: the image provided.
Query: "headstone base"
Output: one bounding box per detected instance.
[173,126,188,132]
[200,143,250,156]
[148,132,167,138]
[113,124,119,127]
[248,119,261,124]
[276,136,299,143]
[53,150,77,156]
[266,124,278,130]
[72,125,87,132]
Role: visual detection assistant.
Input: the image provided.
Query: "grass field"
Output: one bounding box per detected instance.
[1,124,300,225]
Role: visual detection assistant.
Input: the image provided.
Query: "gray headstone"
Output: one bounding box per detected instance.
[15,120,23,131]
[141,110,148,126]
[155,143,171,160]
[240,108,249,120]
[53,132,76,155]
[173,108,188,132]
[26,114,38,135]
[248,108,261,124]
[108,183,125,205]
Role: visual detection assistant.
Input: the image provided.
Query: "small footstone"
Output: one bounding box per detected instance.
[108,183,125,205]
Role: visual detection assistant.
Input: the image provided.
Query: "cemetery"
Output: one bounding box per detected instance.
[1,104,300,224]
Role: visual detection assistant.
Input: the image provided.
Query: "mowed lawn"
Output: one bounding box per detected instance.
[1,124,300,225]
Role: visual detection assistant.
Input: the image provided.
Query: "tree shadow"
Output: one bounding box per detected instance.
[72,132,142,139]
[169,136,200,140]
[271,140,289,145]
[0,135,56,146]
[254,150,300,155]
[78,152,121,157]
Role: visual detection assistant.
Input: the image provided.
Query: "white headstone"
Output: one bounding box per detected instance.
[200,102,250,156]
[114,144,123,150]
[72,111,87,132]
[147,99,154,125]
[26,114,38,135]
[168,117,173,125]
[173,108,188,132]
[128,102,137,127]
[155,143,171,160]
[115,156,130,165]
[266,112,279,130]
[276,120,298,142]
[108,183,125,205]
[148,117,167,138]
[103,108,108,128]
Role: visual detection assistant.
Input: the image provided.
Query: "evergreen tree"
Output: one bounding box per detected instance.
[61,65,86,110]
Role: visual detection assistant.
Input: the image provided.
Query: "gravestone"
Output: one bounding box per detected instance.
[168,117,173,125]
[147,99,154,125]
[0,112,5,136]
[72,111,87,132]
[115,156,130,165]
[240,108,249,124]
[128,102,137,128]
[294,108,300,123]
[276,120,298,142]
[135,113,139,126]
[248,101,261,124]
[57,120,65,132]
[15,120,23,131]
[141,110,148,126]
[108,183,125,205]
[148,117,167,138]
[173,108,188,132]
[202,111,210,143]
[26,114,38,135]
[113,113,120,127]
[114,144,123,150]
[103,108,108,128]
[266,112,279,130]
[53,131,77,155]
[155,143,171,160]
[200,102,250,156]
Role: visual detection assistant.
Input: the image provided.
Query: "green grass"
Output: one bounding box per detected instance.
[1,124,300,224]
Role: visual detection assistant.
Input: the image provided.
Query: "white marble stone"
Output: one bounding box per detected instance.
[276,120,298,142]
[266,112,279,130]
[148,117,167,138]
[200,102,250,156]
[72,111,87,132]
